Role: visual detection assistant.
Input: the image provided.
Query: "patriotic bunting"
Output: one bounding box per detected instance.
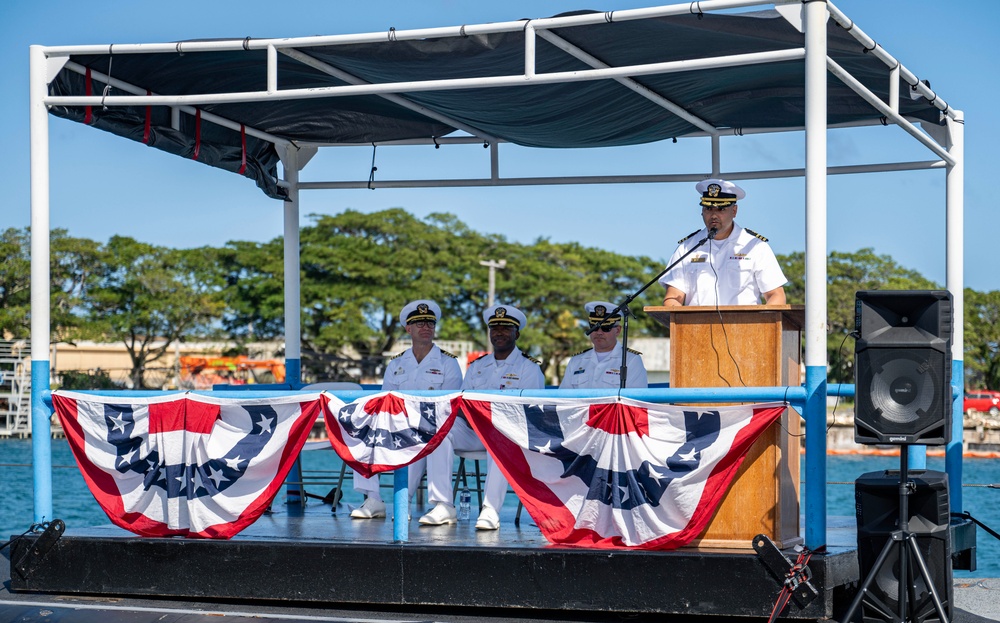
[323,391,458,479]
[52,389,783,549]
[52,391,321,539]
[457,394,786,549]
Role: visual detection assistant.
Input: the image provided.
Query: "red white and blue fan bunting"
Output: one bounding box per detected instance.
[52,391,321,539]
[323,391,457,479]
[457,394,785,549]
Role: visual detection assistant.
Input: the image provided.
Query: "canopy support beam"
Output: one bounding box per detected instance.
[803,0,829,551]
[945,110,965,511]
[29,45,54,524]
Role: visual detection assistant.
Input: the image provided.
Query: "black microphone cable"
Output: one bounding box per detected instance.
[705,229,748,389]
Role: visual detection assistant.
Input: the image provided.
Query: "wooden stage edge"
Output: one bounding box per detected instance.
[8,502,864,621]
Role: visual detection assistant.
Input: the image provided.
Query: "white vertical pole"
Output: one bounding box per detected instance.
[281,146,304,507]
[490,142,499,182]
[802,0,829,550]
[29,45,54,522]
[283,147,301,386]
[524,24,536,79]
[710,134,721,176]
[889,65,900,114]
[267,44,278,94]
[945,110,964,510]
[479,259,506,353]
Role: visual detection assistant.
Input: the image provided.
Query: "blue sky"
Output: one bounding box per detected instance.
[2,0,997,292]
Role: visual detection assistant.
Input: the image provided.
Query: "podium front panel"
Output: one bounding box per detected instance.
[645,305,803,549]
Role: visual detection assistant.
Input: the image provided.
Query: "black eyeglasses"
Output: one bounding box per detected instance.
[409,321,436,328]
[591,325,617,333]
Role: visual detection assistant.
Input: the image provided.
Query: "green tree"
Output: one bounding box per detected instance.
[964,288,1000,390]
[779,248,938,383]
[297,209,485,380]
[0,227,31,337]
[214,238,286,342]
[83,237,224,388]
[0,227,101,340]
[491,238,667,382]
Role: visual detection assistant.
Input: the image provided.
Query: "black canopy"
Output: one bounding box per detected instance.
[48,9,943,199]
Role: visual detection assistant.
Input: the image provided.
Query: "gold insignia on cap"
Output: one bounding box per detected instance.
[594,305,607,317]
[406,301,437,324]
[708,183,721,197]
[488,305,521,327]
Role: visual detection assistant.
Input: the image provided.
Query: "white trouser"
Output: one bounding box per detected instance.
[352,456,450,505]
[426,417,509,512]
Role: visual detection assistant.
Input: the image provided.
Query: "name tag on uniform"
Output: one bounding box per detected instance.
[573,368,586,375]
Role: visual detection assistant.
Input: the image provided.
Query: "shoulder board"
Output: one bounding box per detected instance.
[571,347,594,357]
[678,229,701,244]
[389,351,406,361]
[526,355,542,366]
[745,228,768,242]
[439,349,458,359]
[627,347,643,356]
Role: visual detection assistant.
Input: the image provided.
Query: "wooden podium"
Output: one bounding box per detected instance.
[644,304,804,549]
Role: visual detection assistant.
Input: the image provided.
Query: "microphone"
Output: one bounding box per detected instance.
[708,227,718,239]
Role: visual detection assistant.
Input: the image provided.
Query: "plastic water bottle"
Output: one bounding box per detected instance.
[458,487,471,520]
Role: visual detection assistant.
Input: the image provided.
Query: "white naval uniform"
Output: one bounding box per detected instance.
[427,346,545,513]
[355,345,462,503]
[559,342,648,389]
[657,223,787,306]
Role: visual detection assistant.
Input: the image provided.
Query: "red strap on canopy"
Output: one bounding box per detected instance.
[192,110,201,160]
[142,90,151,144]
[84,68,93,125]
[238,124,247,174]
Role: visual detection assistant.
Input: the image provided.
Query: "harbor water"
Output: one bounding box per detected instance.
[2,438,997,577]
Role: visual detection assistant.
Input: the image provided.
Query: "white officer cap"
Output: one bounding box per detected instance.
[483,304,526,330]
[585,301,621,327]
[399,299,441,326]
[696,178,746,208]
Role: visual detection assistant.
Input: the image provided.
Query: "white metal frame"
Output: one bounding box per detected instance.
[28,0,965,550]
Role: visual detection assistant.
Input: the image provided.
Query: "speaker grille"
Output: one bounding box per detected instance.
[857,348,945,419]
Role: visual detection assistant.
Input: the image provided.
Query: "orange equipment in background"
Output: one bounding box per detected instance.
[179,355,286,388]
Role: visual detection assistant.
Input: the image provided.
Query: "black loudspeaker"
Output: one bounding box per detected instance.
[854,290,953,445]
[855,470,952,622]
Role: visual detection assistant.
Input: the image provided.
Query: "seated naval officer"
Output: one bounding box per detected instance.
[418,304,545,530]
[659,179,787,307]
[559,301,648,389]
[350,299,463,519]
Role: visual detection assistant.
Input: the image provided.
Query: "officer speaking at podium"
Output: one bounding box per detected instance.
[659,179,787,307]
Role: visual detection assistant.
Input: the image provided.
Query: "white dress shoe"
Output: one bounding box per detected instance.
[418,502,457,526]
[350,497,386,519]
[475,505,500,530]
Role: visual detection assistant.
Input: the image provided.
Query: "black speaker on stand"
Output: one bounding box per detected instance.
[844,290,954,623]
[854,290,953,446]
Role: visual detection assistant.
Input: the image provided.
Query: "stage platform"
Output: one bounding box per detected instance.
[6,499,866,621]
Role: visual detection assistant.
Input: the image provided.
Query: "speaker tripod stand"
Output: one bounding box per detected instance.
[843,449,950,623]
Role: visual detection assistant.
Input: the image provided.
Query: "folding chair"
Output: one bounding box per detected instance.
[451,449,525,526]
